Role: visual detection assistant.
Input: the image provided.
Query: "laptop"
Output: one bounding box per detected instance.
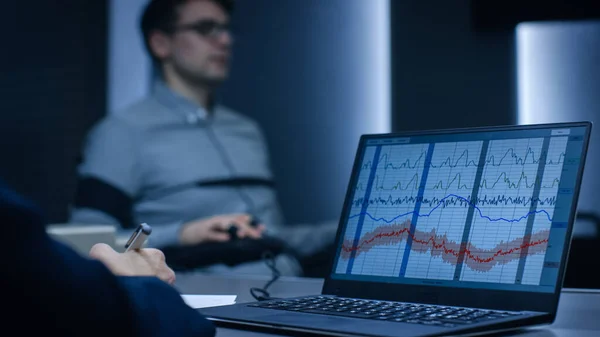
[198,122,592,337]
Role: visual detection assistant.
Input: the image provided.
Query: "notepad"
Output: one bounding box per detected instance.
[180,294,237,309]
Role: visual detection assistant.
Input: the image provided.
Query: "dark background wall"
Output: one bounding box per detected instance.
[471,0,600,31]
[0,1,107,223]
[390,0,517,132]
[216,0,390,225]
[390,0,600,133]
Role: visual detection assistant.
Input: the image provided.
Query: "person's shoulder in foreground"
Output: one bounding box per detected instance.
[1,179,216,337]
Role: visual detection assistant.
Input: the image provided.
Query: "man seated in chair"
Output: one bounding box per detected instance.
[70,0,337,277]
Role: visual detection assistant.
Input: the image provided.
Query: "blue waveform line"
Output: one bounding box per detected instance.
[349,193,553,224]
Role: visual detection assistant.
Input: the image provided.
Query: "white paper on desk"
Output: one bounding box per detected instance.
[180,295,237,309]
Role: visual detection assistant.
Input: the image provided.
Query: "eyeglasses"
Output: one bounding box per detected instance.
[171,20,231,39]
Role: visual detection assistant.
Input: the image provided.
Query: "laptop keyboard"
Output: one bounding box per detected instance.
[248,296,523,328]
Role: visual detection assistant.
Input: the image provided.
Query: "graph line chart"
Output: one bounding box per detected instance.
[335,137,568,286]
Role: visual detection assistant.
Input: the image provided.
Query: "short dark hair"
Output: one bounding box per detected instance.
[140,0,234,65]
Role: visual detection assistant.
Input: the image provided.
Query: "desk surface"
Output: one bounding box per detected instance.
[174,273,600,337]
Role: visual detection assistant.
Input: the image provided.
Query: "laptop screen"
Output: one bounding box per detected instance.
[331,124,589,294]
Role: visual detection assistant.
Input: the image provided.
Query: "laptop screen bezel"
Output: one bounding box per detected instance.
[321,121,592,314]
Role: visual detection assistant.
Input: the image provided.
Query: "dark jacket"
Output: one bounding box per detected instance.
[2,180,215,337]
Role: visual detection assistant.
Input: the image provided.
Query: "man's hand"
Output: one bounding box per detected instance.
[89,243,176,285]
[179,213,265,245]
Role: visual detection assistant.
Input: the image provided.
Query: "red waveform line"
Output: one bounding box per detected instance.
[341,220,550,272]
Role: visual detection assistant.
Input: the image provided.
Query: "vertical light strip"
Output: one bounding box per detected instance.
[516,23,534,125]
[355,0,391,134]
[108,0,151,115]
[370,0,391,133]
[516,22,556,125]
[516,20,600,237]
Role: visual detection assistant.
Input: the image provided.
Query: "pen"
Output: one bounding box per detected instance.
[124,223,152,252]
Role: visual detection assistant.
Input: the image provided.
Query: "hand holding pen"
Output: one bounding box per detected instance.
[89,223,176,285]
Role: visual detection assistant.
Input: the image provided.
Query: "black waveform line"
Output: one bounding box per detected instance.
[485,147,564,167]
[356,171,560,192]
[361,151,427,171]
[480,171,560,190]
[356,174,421,192]
[431,147,565,168]
[361,146,565,171]
[429,148,479,168]
[431,172,472,190]
[352,194,557,209]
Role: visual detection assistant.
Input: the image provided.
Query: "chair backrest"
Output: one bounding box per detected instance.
[563,212,600,289]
